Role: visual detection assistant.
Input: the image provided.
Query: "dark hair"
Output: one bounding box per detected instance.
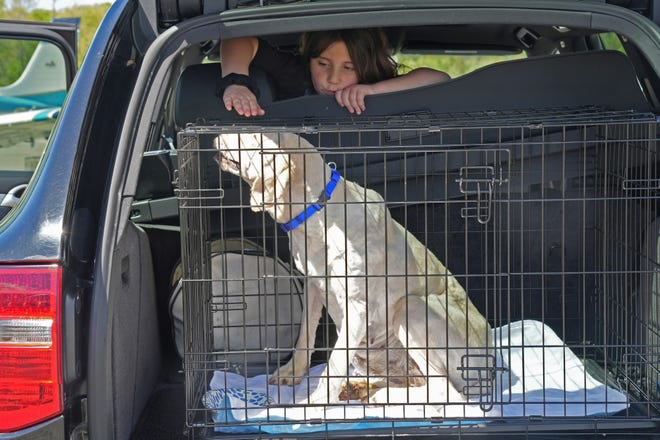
[299,29,397,84]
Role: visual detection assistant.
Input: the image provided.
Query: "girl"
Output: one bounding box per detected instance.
[219,28,449,117]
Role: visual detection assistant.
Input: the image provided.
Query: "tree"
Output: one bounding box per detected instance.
[0,2,112,66]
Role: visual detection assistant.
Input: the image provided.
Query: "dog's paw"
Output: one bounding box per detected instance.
[339,380,378,402]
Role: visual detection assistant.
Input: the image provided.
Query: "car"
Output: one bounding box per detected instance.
[1,0,659,439]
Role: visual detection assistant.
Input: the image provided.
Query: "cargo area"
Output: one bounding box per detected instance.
[117,46,660,439]
[161,108,660,437]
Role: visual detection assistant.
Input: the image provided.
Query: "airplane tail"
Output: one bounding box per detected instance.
[0,41,68,110]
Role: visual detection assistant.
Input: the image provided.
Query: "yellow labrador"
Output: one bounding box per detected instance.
[215,132,492,405]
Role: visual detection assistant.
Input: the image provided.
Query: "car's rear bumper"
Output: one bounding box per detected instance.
[0,416,64,440]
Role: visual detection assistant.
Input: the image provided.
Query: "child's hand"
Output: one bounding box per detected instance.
[334,84,375,115]
[223,84,265,117]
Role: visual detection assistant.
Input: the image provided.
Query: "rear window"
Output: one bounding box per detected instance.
[397,52,526,79]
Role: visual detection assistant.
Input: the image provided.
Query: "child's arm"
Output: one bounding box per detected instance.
[220,37,265,117]
[335,67,450,114]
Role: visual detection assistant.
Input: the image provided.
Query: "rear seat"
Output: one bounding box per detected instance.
[174,50,652,127]
[139,50,652,224]
[173,50,653,199]
[175,64,276,129]
[169,49,655,273]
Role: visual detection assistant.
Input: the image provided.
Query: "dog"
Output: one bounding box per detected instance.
[215,131,492,405]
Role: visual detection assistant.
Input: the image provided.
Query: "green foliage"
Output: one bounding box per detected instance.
[61,3,112,66]
[31,8,53,22]
[0,2,111,66]
[600,32,626,53]
[397,33,624,79]
[397,52,526,79]
[0,39,37,85]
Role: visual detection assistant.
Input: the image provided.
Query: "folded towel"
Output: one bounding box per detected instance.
[204,320,629,433]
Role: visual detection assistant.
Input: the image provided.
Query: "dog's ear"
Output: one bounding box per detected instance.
[249,151,296,221]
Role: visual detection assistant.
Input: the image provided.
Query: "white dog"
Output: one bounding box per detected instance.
[215,132,492,405]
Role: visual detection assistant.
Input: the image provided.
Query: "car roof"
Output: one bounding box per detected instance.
[158,0,660,29]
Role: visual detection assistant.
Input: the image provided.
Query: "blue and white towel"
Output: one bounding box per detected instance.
[204,320,629,434]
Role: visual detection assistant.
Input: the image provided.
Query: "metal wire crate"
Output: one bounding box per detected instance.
[176,107,660,437]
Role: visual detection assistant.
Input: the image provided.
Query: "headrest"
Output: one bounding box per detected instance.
[174,64,275,128]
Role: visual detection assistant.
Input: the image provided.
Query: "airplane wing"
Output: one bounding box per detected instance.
[0,107,60,124]
[0,109,57,150]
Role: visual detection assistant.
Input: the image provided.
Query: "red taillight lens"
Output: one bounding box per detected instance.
[0,265,62,433]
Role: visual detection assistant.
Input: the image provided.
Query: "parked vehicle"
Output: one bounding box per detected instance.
[1,1,659,439]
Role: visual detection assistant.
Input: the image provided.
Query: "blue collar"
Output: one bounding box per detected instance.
[280,168,341,233]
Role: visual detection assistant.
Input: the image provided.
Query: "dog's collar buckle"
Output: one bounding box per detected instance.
[280,167,341,233]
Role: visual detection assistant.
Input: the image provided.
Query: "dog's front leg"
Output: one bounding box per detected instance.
[307,302,365,404]
[269,283,324,386]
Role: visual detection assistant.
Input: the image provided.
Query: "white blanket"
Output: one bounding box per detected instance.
[204,320,629,434]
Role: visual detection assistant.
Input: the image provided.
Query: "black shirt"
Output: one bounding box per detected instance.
[251,38,312,100]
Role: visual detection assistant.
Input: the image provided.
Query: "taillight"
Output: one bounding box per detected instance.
[0,265,62,432]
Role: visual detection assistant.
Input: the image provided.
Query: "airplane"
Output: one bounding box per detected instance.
[0,39,68,113]
[0,21,77,152]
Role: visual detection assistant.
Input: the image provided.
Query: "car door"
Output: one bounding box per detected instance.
[0,19,77,220]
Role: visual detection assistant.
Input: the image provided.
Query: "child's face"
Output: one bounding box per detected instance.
[309,40,359,96]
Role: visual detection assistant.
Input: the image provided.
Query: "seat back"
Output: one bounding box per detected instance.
[175,63,275,128]
[174,50,651,126]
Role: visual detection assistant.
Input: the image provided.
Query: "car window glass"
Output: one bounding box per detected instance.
[600,32,626,53]
[396,52,526,79]
[0,37,67,172]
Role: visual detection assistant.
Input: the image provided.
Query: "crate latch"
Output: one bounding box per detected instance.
[458,352,504,412]
[456,166,506,224]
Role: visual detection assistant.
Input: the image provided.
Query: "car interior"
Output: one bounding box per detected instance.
[110,17,660,439]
